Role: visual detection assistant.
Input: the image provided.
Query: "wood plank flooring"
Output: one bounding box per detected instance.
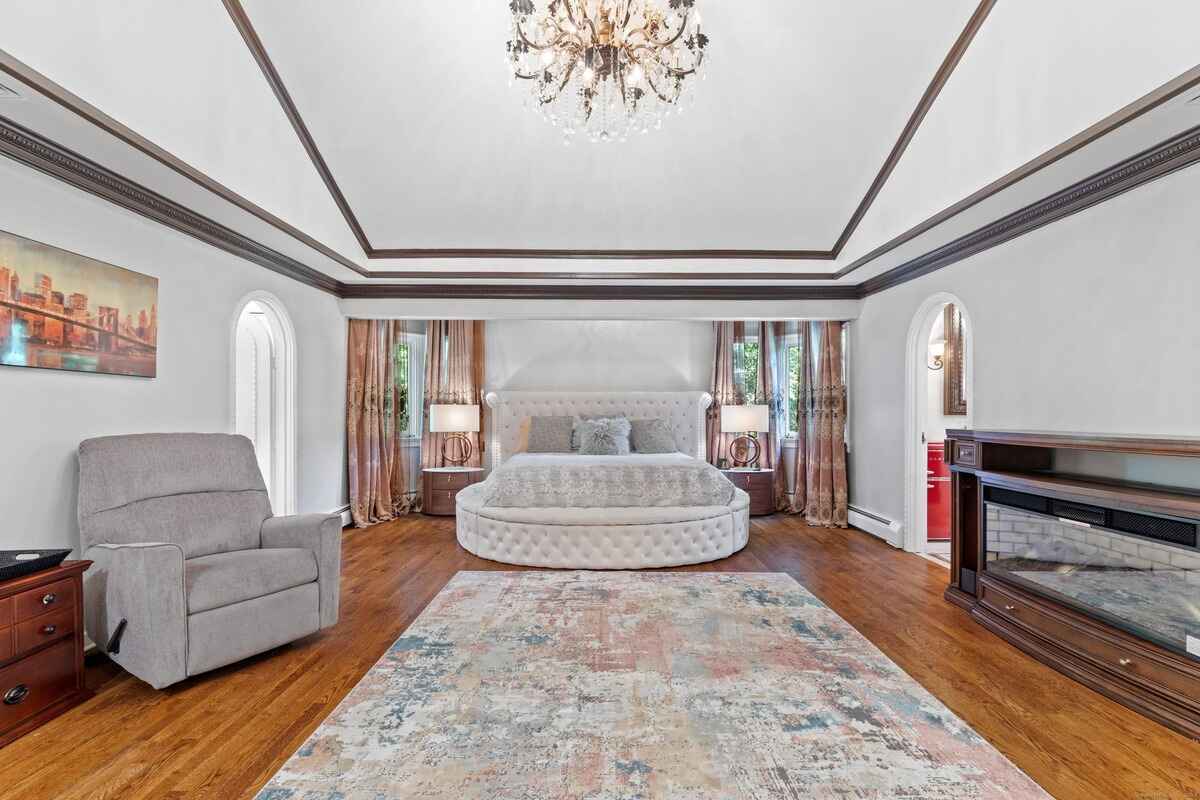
[1,515,1198,799]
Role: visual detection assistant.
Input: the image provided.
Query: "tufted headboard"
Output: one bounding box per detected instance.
[484,391,713,468]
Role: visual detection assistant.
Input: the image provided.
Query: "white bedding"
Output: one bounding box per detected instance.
[479,451,736,509]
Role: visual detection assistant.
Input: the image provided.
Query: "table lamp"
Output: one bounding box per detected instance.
[429,404,480,465]
[720,404,770,468]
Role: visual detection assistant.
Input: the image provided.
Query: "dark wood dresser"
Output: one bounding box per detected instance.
[423,467,486,516]
[944,430,1200,740]
[721,469,775,516]
[1,561,91,748]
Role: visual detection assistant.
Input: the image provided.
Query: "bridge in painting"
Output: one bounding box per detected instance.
[0,298,157,351]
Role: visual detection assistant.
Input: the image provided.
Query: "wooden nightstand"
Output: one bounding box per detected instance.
[422,467,485,516]
[1,561,92,749]
[721,469,775,516]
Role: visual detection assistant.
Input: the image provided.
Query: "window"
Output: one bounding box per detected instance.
[733,336,760,403]
[784,338,803,438]
[393,328,425,438]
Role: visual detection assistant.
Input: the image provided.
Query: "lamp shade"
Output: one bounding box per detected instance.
[720,404,770,433]
[429,404,480,433]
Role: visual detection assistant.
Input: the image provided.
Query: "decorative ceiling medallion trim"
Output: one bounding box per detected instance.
[221,0,994,261]
[859,124,1200,295]
[0,49,365,278]
[0,114,340,295]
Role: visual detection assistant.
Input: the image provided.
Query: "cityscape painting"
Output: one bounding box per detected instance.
[0,230,158,377]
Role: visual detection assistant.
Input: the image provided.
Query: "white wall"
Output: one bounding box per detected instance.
[849,164,1200,525]
[0,158,348,552]
[486,320,712,392]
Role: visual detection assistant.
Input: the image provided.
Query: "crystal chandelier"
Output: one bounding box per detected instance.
[507,0,708,143]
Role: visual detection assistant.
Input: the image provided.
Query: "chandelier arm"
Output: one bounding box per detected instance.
[642,70,678,104]
[629,45,700,77]
[516,19,569,51]
[641,11,691,48]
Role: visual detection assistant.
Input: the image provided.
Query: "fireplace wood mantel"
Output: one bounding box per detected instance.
[944,429,1200,741]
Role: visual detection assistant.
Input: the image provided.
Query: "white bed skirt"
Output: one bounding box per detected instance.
[455,483,752,569]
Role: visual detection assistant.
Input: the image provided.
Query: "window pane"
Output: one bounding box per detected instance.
[394,341,410,434]
[787,344,801,434]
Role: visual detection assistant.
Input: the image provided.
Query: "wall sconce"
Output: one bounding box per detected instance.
[927,340,945,371]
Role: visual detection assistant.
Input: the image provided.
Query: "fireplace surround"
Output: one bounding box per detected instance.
[945,429,1200,740]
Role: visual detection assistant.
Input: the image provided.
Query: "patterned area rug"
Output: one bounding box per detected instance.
[258,571,1049,799]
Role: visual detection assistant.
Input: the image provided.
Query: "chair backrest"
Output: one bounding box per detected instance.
[78,433,272,559]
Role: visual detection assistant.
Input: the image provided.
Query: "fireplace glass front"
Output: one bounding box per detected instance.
[984,501,1200,662]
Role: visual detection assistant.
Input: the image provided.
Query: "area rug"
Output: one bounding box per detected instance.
[257,571,1050,799]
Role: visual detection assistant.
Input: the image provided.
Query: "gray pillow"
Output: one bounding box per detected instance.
[630,418,677,454]
[578,417,632,456]
[572,416,631,453]
[526,416,575,453]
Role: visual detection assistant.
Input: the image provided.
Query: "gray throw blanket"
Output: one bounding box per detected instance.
[483,460,736,508]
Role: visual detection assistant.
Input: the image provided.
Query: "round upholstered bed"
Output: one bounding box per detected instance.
[455,391,751,569]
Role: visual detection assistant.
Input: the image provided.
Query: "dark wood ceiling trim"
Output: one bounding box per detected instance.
[336,283,862,301]
[366,249,834,262]
[829,0,996,257]
[221,0,374,256]
[224,1,992,262]
[858,124,1200,296]
[837,64,1200,280]
[0,114,340,295]
[0,49,367,278]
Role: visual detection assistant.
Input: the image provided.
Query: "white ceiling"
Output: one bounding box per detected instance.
[241,0,976,251]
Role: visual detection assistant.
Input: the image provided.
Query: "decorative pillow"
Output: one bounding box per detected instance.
[572,415,630,453]
[630,418,677,454]
[578,417,633,456]
[526,416,575,453]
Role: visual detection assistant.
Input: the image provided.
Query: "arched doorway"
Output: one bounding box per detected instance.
[904,293,973,554]
[230,291,297,515]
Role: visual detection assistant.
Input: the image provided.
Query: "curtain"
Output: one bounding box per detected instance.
[756,321,785,497]
[346,319,416,527]
[804,321,848,527]
[421,320,485,478]
[706,321,746,466]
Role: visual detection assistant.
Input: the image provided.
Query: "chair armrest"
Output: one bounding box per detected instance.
[260,514,342,628]
[83,542,187,689]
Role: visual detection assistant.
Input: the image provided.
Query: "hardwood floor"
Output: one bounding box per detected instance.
[1,516,1198,799]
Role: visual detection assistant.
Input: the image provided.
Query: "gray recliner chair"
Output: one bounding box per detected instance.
[77,433,341,689]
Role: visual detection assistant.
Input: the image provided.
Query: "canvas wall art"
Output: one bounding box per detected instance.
[0,230,158,377]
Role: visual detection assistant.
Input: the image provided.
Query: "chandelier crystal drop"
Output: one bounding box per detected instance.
[507,0,708,143]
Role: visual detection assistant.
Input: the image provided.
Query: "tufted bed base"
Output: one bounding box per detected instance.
[455,483,751,569]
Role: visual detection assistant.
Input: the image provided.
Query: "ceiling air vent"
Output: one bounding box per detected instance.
[0,82,20,100]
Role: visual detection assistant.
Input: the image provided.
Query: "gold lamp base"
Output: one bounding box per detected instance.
[440,433,473,466]
[729,434,761,468]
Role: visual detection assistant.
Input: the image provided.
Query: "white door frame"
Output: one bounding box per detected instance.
[903,292,974,553]
[229,290,298,515]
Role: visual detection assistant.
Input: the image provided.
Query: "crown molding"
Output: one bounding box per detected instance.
[0,114,341,295]
[222,0,994,262]
[3,113,1198,302]
[859,124,1200,295]
[337,283,861,300]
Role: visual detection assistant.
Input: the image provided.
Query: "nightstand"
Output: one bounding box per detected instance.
[422,467,485,516]
[721,468,775,516]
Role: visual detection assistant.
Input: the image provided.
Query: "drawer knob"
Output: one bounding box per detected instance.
[1118,658,1133,667]
[3,685,29,706]
[42,624,57,635]
[1003,605,1017,612]
[42,593,57,606]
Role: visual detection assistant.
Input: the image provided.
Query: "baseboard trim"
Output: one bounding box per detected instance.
[848,506,904,548]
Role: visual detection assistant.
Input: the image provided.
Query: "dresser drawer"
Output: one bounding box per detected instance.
[427,471,475,490]
[15,606,74,657]
[0,639,76,733]
[14,577,75,622]
[425,490,459,516]
[0,629,12,664]
[979,577,1200,706]
[0,596,11,630]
